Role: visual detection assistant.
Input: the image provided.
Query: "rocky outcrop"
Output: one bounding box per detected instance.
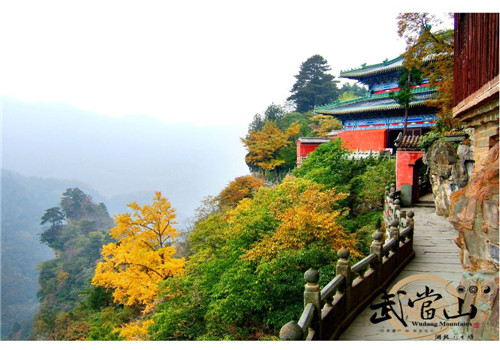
[423,139,469,216]
[449,143,498,271]
[449,143,498,340]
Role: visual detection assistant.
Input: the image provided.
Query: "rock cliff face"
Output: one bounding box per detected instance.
[423,139,469,216]
[449,143,499,340]
[450,143,498,271]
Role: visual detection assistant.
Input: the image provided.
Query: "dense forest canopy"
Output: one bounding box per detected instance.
[24,142,394,340]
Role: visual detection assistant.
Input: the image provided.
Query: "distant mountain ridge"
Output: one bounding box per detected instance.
[1,96,249,338]
[1,169,98,338]
[1,96,249,222]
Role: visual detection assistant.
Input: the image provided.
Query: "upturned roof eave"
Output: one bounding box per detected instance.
[314,86,438,114]
[339,56,404,78]
[315,100,429,116]
[340,55,444,79]
[340,66,401,79]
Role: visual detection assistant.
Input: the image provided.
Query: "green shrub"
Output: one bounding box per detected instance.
[418,131,441,150]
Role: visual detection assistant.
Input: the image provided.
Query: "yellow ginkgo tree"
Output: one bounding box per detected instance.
[309,114,342,137]
[92,192,185,314]
[241,121,301,176]
[235,177,360,262]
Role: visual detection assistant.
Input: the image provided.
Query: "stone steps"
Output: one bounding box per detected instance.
[414,193,436,208]
[413,198,436,208]
[413,202,435,208]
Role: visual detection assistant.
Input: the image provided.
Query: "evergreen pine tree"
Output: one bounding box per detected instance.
[288,55,339,113]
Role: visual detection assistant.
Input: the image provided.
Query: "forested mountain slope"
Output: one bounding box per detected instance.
[33,188,114,339]
[0,170,103,339]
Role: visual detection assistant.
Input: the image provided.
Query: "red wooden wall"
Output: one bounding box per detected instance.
[337,129,388,151]
[454,13,499,105]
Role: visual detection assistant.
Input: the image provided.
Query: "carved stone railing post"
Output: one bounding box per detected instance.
[389,219,401,264]
[388,191,395,205]
[399,210,407,227]
[393,199,401,218]
[279,321,303,340]
[279,204,417,340]
[388,219,400,241]
[304,268,321,335]
[370,230,384,284]
[336,247,352,312]
[406,210,415,230]
[384,188,390,222]
[304,268,321,309]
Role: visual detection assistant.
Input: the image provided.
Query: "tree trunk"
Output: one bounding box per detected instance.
[403,73,411,137]
[403,107,408,137]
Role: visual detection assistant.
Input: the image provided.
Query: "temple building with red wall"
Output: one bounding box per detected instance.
[298,56,439,205]
[296,137,330,166]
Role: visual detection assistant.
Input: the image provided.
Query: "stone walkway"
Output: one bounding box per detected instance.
[339,206,464,340]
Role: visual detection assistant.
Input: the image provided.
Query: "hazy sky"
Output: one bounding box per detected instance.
[0,1,488,127]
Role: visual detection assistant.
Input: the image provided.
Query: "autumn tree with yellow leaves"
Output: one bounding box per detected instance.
[92,192,185,313]
[309,114,342,137]
[216,175,265,209]
[149,176,363,340]
[242,180,358,262]
[242,121,301,177]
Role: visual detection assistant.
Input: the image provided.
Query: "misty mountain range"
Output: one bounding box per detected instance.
[1,96,250,338]
[1,96,250,222]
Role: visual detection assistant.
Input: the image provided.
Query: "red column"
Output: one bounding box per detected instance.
[396,150,424,189]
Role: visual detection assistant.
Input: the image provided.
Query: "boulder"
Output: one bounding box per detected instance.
[423,139,469,216]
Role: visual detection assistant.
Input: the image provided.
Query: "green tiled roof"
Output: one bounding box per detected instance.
[340,56,404,78]
[314,86,437,115]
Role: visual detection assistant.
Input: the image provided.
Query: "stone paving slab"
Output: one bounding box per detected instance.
[339,207,464,341]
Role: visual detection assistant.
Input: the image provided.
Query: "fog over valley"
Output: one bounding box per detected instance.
[1,96,251,337]
[2,96,250,223]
